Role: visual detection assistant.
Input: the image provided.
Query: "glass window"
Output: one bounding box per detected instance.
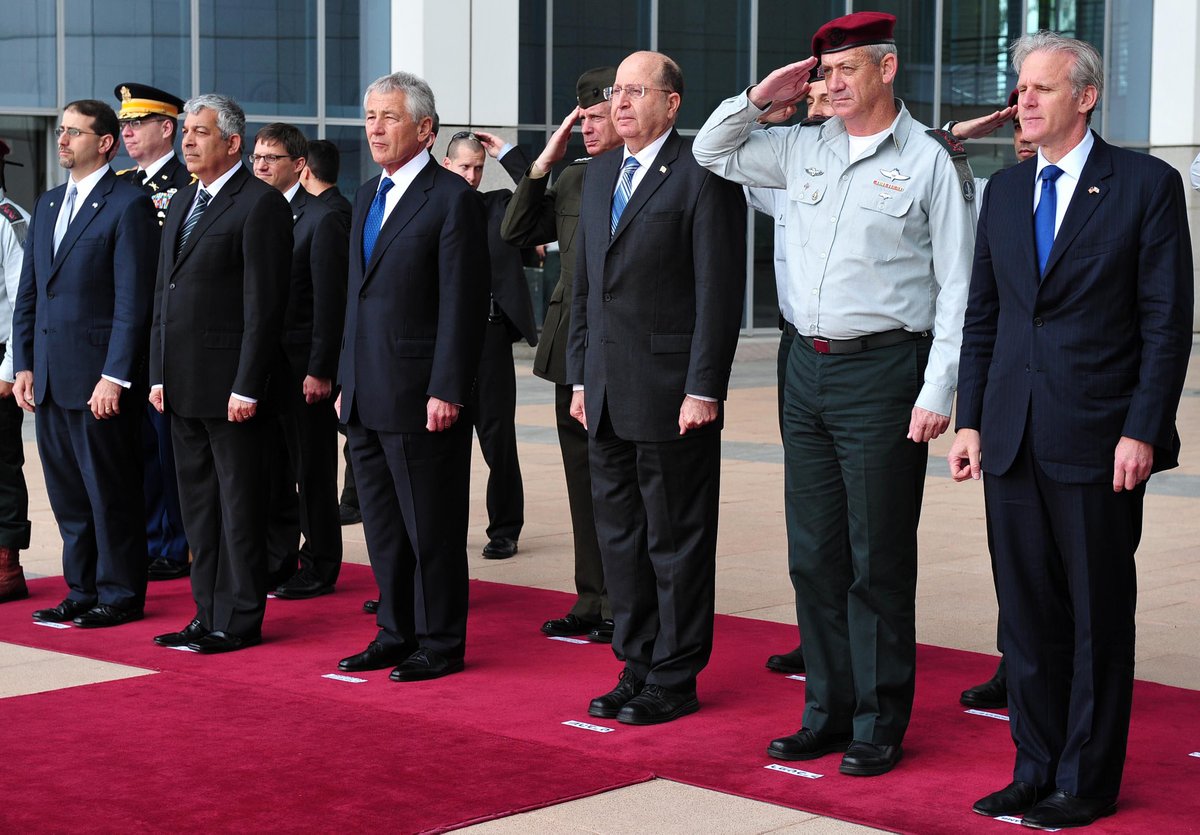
[0,116,52,211]
[326,0,391,119]
[551,1,652,121]
[1104,0,1152,144]
[751,210,782,329]
[658,0,751,130]
[518,0,548,125]
[64,0,191,105]
[867,0,938,127]
[757,0,845,81]
[200,0,317,117]
[941,1,1022,126]
[0,1,57,108]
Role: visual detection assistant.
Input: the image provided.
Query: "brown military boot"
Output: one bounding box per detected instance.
[0,546,29,603]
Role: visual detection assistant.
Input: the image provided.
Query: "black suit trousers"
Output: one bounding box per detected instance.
[463,318,523,541]
[588,401,721,692]
[35,392,147,608]
[0,392,31,550]
[985,425,1141,800]
[171,413,270,636]
[348,417,472,658]
[554,383,608,621]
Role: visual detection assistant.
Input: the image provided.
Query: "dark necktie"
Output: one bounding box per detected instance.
[177,188,211,257]
[610,156,640,236]
[1034,165,1063,276]
[362,177,395,263]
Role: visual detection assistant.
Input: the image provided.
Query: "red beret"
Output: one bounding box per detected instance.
[1007,87,1019,108]
[812,12,897,57]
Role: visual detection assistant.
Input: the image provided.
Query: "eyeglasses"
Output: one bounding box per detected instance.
[54,126,100,139]
[603,84,673,101]
[450,131,478,142]
[120,117,166,131]
[247,153,295,165]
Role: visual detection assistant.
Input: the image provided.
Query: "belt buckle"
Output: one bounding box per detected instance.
[812,337,831,354]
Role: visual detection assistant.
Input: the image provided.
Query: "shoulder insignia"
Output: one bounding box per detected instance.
[116,166,137,176]
[925,128,975,203]
[189,173,199,185]
[0,202,28,245]
[569,156,591,165]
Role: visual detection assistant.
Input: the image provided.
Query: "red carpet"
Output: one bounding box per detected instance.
[3,564,1199,833]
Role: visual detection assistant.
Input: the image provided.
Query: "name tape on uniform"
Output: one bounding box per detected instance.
[764,763,823,779]
[965,708,1010,722]
[322,673,368,684]
[563,720,615,734]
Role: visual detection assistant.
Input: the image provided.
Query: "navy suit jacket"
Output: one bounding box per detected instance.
[956,133,1193,483]
[13,168,157,408]
[282,187,347,383]
[566,129,746,442]
[337,157,489,433]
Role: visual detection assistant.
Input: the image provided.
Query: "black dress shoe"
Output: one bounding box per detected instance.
[973,781,1051,817]
[588,668,643,719]
[1021,790,1116,830]
[839,741,903,776]
[272,570,334,600]
[961,658,1007,709]
[482,537,518,559]
[767,727,852,760]
[541,613,599,637]
[339,503,362,525]
[586,619,615,643]
[154,619,207,647]
[147,557,190,581]
[72,604,144,628]
[188,631,261,654]
[617,684,699,725]
[766,644,806,674]
[338,640,413,672]
[388,647,464,681]
[362,598,378,614]
[32,598,94,623]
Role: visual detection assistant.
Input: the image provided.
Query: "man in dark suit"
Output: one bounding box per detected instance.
[501,67,621,643]
[12,99,157,627]
[113,82,194,583]
[300,140,352,234]
[335,71,488,683]
[949,32,1193,829]
[252,123,348,599]
[441,131,536,561]
[148,94,293,654]
[568,52,746,725]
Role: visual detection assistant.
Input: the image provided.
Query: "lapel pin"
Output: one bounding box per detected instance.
[92,202,99,208]
[1087,186,1099,194]
[659,165,668,174]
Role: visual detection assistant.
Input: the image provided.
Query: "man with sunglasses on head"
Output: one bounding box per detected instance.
[440,130,535,562]
[113,82,194,585]
[13,99,158,628]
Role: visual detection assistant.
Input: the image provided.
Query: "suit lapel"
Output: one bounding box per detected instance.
[173,165,245,271]
[290,187,306,226]
[1041,132,1112,280]
[609,130,680,246]
[363,160,434,281]
[162,181,195,270]
[1012,159,1040,283]
[50,169,116,279]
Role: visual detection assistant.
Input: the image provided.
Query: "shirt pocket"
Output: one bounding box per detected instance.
[786,178,826,246]
[847,193,914,262]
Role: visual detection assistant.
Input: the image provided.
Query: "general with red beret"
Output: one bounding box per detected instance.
[811,11,897,57]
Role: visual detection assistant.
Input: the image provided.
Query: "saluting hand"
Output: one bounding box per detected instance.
[749,57,819,113]
[532,107,583,177]
[950,106,1017,140]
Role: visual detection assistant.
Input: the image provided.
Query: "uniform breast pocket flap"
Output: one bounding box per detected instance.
[787,179,826,205]
[858,193,913,217]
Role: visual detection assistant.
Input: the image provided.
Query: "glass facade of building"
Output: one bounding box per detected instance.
[0,0,1162,333]
[0,0,390,209]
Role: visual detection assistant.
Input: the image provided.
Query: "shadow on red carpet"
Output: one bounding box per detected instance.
[2,565,1198,833]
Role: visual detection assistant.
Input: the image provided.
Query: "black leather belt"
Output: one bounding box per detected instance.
[784,322,930,355]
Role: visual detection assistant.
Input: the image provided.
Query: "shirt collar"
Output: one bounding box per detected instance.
[622,127,673,168]
[67,164,110,205]
[199,160,243,197]
[283,181,302,204]
[1036,130,1094,181]
[379,149,431,195]
[142,150,176,179]
[821,100,912,155]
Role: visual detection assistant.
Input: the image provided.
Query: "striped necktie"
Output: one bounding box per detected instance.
[177,188,211,257]
[610,156,640,236]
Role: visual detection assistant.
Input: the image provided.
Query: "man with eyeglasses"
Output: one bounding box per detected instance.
[12,99,158,628]
[501,67,621,645]
[694,11,975,776]
[567,52,746,725]
[440,130,535,562]
[148,94,293,654]
[251,123,348,601]
[113,82,194,585]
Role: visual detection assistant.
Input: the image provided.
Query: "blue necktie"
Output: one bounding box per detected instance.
[610,156,640,236]
[362,177,394,264]
[1034,165,1063,276]
[176,188,211,258]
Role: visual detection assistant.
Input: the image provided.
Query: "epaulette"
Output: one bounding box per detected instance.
[569,156,590,165]
[189,172,199,184]
[0,202,28,246]
[116,166,137,176]
[925,128,975,203]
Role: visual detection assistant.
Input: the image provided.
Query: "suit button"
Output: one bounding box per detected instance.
[47,292,55,299]
[603,293,612,302]
[1033,317,1044,327]
[169,283,176,289]
[360,292,367,299]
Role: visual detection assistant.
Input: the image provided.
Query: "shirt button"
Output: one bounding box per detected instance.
[830,216,836,222]
[811,288,818,295]
[603,293,612,302]
[819,252,827,259]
